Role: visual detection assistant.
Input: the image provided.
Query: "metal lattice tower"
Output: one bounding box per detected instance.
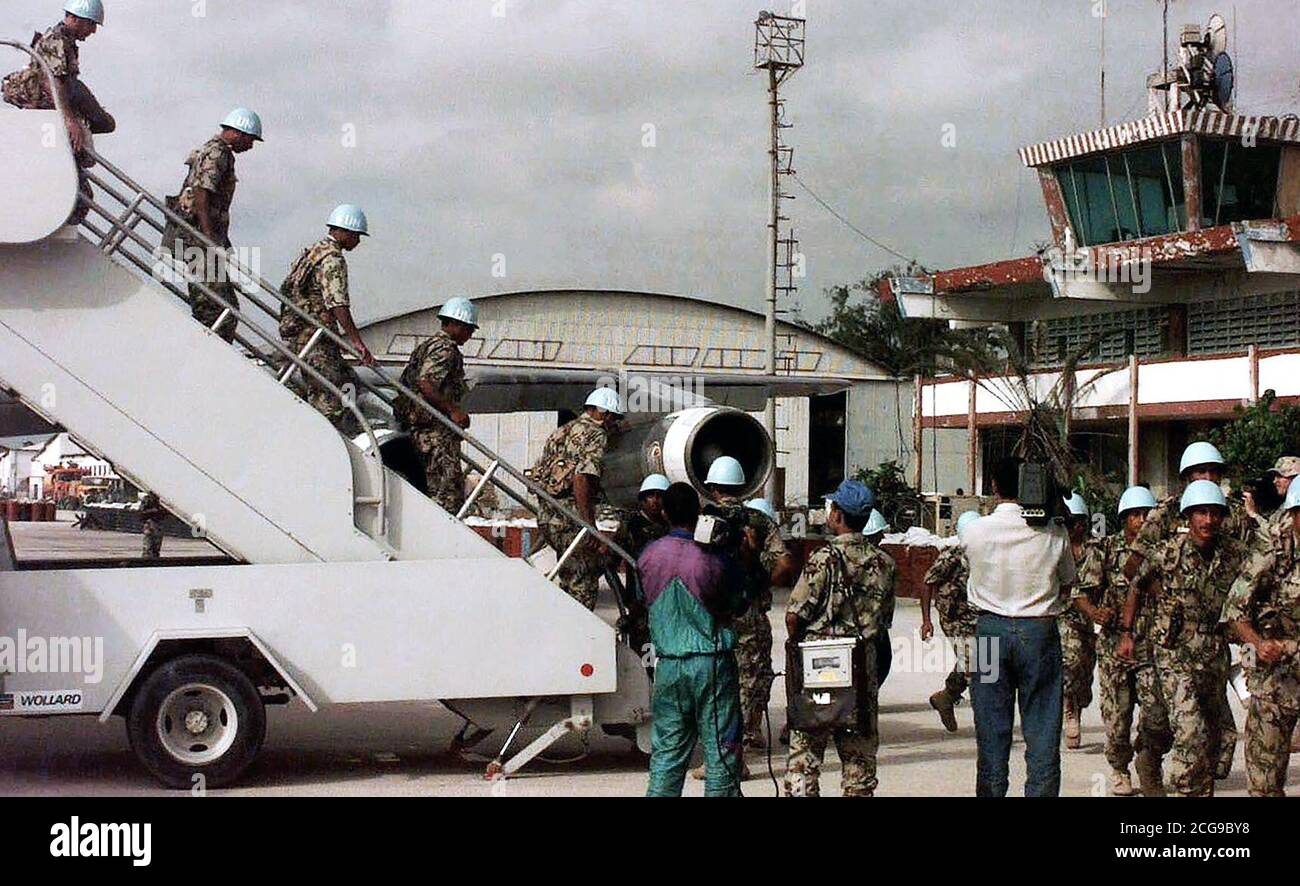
[754,11,804,504]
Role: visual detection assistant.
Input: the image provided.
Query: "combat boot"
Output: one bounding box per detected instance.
[1064,704,1081,749]
[690,761,751,782]
[929,689,958,733]
[1110,768,1135,796]
[1135,749,1165,797]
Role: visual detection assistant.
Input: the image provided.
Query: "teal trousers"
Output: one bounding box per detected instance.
[646,654,742,797]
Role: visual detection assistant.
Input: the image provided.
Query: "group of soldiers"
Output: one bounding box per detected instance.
[923,441,1300,797]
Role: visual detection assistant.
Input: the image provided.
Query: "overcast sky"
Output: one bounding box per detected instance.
[7,0,1298,324]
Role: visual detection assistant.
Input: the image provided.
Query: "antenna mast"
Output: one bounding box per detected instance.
[753,10,805,505]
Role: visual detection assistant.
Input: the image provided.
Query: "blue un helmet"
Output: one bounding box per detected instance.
[745,498,777,522]
[585,387,623,415]
[1063,492,1090,518]
[1180,479,1228,514]
[706,456,746,487]
[639,474,670,497]
[64,0,104,25]
[955,509,981,539]
[1118,485,1158,515]
[327,204,369,236]
[823,479,875,517]
[438,296,478,328]
[220,107,264,141]
[1179,441,1225,478]
[1284,480,1300,513]
[863,509,890,537]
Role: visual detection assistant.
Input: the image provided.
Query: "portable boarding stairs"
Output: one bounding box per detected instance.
[0,42,650,784]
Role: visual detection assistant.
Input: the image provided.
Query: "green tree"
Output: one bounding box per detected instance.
[1211,389,1300,483]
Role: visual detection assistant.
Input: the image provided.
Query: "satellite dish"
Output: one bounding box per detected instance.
[1206,13,1229,57]
[1213,52,1235,111]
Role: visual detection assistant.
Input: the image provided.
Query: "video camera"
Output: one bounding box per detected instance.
[1018,462,1064,526]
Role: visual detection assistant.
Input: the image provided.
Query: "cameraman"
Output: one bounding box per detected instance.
[963,457,1076,797]
[639,483,747,796]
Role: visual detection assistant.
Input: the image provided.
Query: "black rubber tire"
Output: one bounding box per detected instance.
[126,653,266,790]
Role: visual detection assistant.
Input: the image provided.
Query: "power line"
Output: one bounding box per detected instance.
[790,173,921,266]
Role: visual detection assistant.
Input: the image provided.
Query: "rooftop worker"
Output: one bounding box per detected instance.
[617,474,670,559]
[1121,440,1247,780]
[921,509,981,733]
[1073,485,1171,796]
[393,297,477,514]
[1120,480,1248,796]
[962,456,1076,797]
[2,0,114,224]
[277,204,376,438]
[640,482,748,797]
[784,479,895,797]
[161,107,263,343]
[701,460,796,764]
[528,387,622,610]
[1059,492,1099,751]
[1223,480,1300,796]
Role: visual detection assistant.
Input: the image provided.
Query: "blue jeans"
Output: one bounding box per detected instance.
[971,613,1063,797]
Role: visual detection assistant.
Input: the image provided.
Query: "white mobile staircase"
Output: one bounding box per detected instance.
[0,42,649,785]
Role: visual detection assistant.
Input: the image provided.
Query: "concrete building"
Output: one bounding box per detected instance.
[889,97,1300,497]
[360,289,904,507]
[0,433,55,499]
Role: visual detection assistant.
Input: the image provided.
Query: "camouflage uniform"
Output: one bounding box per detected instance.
[1222,523,1300,796]
[1136,533,1248,795]
[924,544,977,700]
[617,508,668,560]
[706,496,790,748]
[1130,494,1244,777]
[1059,539,1100,715]
[1075,534,1172,772]
[277,237,359,437]
[2,23,106,220]
[140,492,164,560]
[163,137,241,342]
[529,414,610,610]
[784,534,896,797]
[394,330,468,514]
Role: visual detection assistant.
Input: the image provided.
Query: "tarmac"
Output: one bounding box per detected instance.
[0,585,1282,797]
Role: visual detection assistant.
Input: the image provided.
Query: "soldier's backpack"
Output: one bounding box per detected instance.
[526,423,580,498]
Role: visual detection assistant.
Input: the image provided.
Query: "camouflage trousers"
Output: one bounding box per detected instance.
[1244,695,1300,797]
[410,426,465,515]
[733,590,774,747]
[141,520,163,559]
[785,659,879,797]
[283,335,360,438]
[538,502,601,610]
[1097,645,1172,771]
[162,229,240,344]
[939,607,978,700]
[1153,644,1235,796]
[1058,614,1096,712]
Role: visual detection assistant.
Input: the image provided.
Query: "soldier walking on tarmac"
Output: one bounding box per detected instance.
[921,510,981,732]
[1073,485,1172,796]
[1224,480,1300,796]
[1123,441,1248,780]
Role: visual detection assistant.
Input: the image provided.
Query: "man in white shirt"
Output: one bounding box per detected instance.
[963,457,1077,797]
